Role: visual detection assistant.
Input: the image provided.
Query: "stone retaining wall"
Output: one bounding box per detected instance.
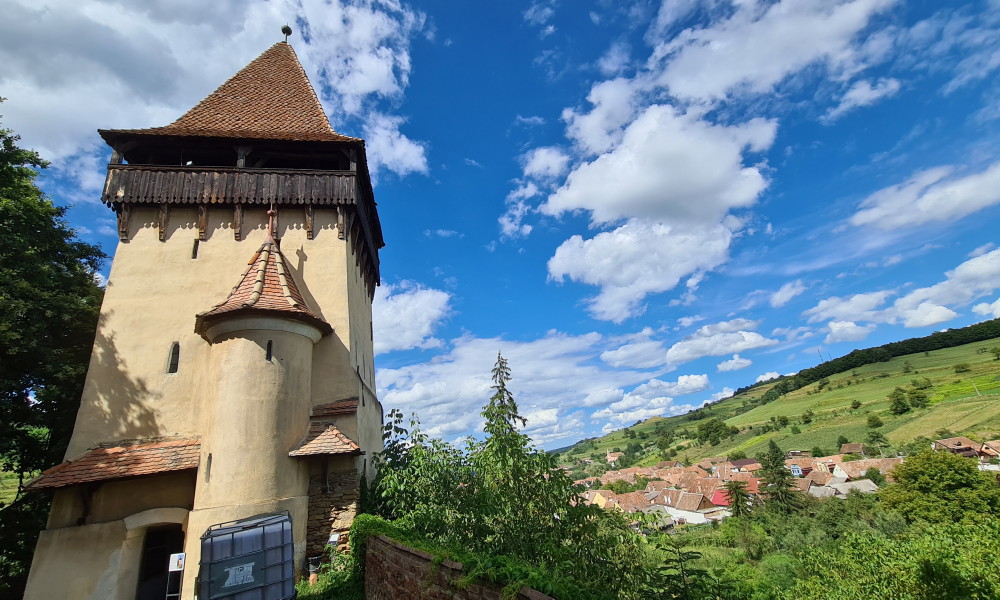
[365,534,554,600]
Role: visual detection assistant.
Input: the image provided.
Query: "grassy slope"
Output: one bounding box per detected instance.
[559,338,1000,466]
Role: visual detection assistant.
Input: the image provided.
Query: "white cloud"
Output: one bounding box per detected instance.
[591,375,707,426]
[888,248,1000,326]
[770,279,807,307]
[973,298,1000,319]
[851,162,1000,230]
[804,290,892,323]
[756,372,780,383]
[599,329,669,368]
[372,282,451,355]
[0,0,428,185]
[363,113,428,177]
[524,2,556,26]
[522,146,571,179]
[711,387,736,401]
[822,77,901,122]
[970,243,997,258]
[665,318,778,365]
[545,104,775,225]
[651,0,897,102]
[561,78,637,155]
[377,331,655,445]
[548,220,733,322]
[598,41,632,76]
[824,320,874,343]
[717,354,752,372]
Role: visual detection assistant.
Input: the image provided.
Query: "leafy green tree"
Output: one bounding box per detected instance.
[990,346,1000,361]
[373,354,652,597]
[0,115,105,597]
[906,387,928,408]
[801,409,814,424]
[888,387,911,415]
[864,467,887,487]
[837,434,850,447]
[776,415,790,428]
[723,480,752,518]
[880,450,1000,524]
[954,362,971,373]
[901,360,914,373]
[866,430,889,454]
[811,445,825,458]
[867,414,884,428]
[850,399,862,410]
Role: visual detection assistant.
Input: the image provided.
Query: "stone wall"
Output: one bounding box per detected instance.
[306,471,359,558]
[365,534,554,600]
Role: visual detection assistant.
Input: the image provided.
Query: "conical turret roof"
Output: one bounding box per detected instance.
[195,220,332,338]
[101,42,359,143]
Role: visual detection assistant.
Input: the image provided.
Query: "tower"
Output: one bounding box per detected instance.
[23,40,384,600]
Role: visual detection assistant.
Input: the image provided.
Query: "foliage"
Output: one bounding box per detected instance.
[954,363,971,373]
[0,114,105,598]
[889,387,911,414]
[723,480,752,518]
[372,354,654,598]
[867,415,884,428]
[864,467,887,487]
[879,450,1000,524]
[756,441,803,513]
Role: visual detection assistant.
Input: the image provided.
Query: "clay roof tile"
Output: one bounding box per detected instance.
[289,422,362,457]
[100,43,358,144]
[25,439,200,491]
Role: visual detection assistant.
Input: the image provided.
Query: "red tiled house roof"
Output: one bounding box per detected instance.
[25,439,200,490]
[289,422,362,457]
[100,43,357,144]
[311,398,359,418]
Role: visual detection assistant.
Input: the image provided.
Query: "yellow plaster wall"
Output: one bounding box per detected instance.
[23,520,128,600]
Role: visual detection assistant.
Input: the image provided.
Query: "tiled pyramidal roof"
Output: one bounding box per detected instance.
[26,439,200,490]
[289,422,362,457]
[196,223,332,336]
[101,42,359,143]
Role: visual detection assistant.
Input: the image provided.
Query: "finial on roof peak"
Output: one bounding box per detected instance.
[282,24,293,43]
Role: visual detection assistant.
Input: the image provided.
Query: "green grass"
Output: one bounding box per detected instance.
[559,337,1000,465]
[0,471,22,507]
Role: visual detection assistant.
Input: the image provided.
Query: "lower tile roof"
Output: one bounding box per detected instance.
[25,439,200,491]
[288,422,361,457]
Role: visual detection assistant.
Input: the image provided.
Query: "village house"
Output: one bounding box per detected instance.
[22,38,384,600]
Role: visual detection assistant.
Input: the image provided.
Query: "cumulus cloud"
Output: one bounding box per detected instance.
[665,318,778,365]
[822,77,901,122]
[599,329,669,368]
[544,105,775,225]
[651,0,897,102]
[888,248,1000,326]
[548,220,733,322]
[973,298,1000,318]
[850,162,1000,230]
[824,320,874,343]
[756,372,780,383]
[522,146,571,179]
[804,290,893,323]
[372,282,451,355]
[717,354,752,372]
[0,0,428,186]
[378,331,655,445]
[770,279,807,307]
[591,375,708,426]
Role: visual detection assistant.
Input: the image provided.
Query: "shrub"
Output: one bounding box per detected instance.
[867,415,884,428]
[954,363,972,373]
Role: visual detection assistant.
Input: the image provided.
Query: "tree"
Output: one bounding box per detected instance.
[723,480,752,518]
[863,467,887,487]
[954,363,971,373]
[880,450,1000,524]
[811,445,825,458]
[851,399,862,410]
[888,387,911,415]
[373,354,652,597]
[801,409,814,424]
[990,346,1000,361]
[866,430,889,454]
[756,440,803,513]
[837,434,850,447]
[867,414,884,428]
[0,115,105,597]
[906,387,928,408]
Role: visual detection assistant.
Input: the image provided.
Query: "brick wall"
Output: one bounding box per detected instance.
[365,534,554,600]
[305,471,358,558]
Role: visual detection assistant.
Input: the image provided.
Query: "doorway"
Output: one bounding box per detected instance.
[135,524,184,600]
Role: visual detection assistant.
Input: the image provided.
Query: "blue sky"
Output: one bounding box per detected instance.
[3,0,1000,448]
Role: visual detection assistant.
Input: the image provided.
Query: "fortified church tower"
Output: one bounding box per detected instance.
[23,38,384,600]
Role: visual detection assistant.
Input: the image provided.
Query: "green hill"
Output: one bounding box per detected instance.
[557,327,1000,470]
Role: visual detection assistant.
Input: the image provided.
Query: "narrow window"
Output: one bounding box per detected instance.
[191,239,200,259]
[266,340,273,361]
[167,342,180,373]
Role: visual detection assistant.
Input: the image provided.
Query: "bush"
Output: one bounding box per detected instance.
[954,363,972,373]
[867,415,884,428]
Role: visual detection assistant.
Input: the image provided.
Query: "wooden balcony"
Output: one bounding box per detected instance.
[101,164,360,206]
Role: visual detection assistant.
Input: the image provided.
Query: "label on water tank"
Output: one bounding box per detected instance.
[208,551,267,598]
